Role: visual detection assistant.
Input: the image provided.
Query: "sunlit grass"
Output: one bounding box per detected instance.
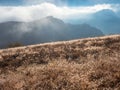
[0,35,120,90]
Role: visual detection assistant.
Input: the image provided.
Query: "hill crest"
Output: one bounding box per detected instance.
[0,35,120,90]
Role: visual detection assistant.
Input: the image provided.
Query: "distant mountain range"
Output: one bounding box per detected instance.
[0,16,104,48]
[69,9,120,34]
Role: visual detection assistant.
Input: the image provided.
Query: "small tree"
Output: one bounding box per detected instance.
[7,42,23,48]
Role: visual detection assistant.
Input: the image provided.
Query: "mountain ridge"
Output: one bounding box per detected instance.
[70,9,120,34]
[0,16,104,48]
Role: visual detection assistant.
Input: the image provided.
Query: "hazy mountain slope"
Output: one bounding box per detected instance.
[0,35,120,90]
[91,9,120,34]
[0,16,104,48]
[72,9,120,34]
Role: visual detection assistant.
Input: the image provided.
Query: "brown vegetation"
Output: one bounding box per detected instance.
[0,35,120,90]
[7,42,23,48]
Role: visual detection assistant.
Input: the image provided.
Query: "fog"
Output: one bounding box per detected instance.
[0,16,104,48]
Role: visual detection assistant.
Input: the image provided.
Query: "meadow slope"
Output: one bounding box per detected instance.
[0,35,120,90]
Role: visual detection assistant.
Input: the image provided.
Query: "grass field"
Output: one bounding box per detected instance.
[0,35,120,90]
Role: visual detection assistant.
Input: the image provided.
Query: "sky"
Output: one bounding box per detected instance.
[0,0,119,6]
[0,0,120,22]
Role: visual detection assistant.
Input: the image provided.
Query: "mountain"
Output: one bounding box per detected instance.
[72,9,120,34]
[91,9,120,34]
[93,9,117,19]
[0,16,104,48]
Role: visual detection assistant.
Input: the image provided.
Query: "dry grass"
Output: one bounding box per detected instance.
[0,35,120,90]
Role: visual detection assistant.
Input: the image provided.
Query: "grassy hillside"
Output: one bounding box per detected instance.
[0,35,120,90]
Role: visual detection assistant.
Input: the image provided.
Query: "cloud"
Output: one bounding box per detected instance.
[0,3,118,22]
[22,0,119,6]
[22,0,67,6]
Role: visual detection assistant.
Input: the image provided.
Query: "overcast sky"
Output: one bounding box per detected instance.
[0,0,119,22]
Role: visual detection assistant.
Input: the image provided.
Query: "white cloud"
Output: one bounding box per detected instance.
[22,0,66,5]
[0,3,118,22]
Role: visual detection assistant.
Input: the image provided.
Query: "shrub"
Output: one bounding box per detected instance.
[7,42,23,48]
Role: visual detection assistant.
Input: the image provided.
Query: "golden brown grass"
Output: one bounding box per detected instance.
[0,35,120,90]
